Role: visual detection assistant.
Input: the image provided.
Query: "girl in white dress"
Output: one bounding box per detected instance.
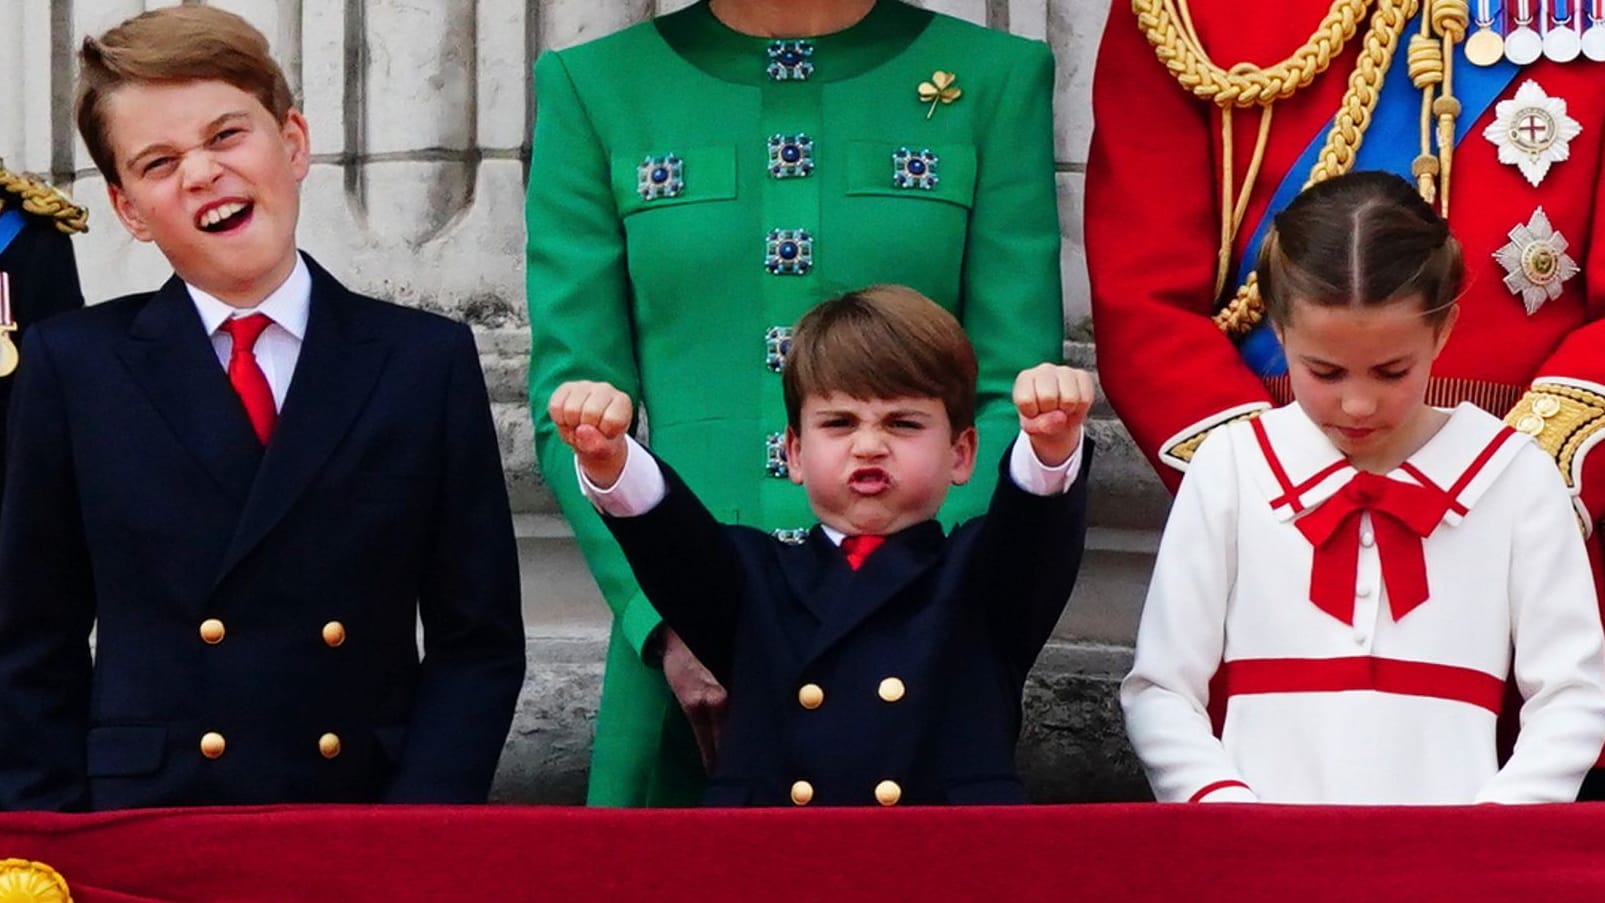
[1123,171,1605,804]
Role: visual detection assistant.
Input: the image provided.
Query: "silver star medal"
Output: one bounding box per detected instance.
[1482,80,1582,188]
[1494,207,1579,315]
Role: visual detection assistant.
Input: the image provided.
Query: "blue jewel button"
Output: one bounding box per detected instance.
[765,228,813,275]
[636,154,684,200]
[769,134,815,179]
[892,147,939,190]
[767,41,815,80]
[766,432,789,478]
[765,326,794,373]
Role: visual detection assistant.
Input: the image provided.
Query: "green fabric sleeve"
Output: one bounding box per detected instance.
[943,41,1065,526]
[525,49,662,661]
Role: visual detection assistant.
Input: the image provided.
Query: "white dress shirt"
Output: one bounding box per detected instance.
[187,255,312,412]
[580,429,1084,540]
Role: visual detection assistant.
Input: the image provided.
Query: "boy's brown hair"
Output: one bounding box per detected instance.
[76,6,295,186]
[783,285,978,433]
[1257,170,1464,329]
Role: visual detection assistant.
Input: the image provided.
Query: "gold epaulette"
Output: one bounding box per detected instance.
[0,166,88,235]
[1506,383,1605,494]
[1160,404,1271,470]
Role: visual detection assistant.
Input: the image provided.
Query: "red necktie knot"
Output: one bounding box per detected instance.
[220,313,277,445]
[841,534,885,570]
[221,312,274,352]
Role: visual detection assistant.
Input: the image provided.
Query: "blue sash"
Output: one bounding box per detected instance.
[1234,14,1520,375]
[0,209,24,258]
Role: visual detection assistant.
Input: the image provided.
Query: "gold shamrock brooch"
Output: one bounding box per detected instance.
[918,71,961,119]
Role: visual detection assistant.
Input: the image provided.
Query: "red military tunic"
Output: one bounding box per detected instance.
[1087,1,1605,542]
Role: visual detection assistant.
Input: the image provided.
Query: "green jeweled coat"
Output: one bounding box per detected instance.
[526,0,1062,806]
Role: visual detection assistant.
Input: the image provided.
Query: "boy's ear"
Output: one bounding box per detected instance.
[281,108,311,181]
[107,182,154,243]
[785,426,805,486]
[948,425,978,487]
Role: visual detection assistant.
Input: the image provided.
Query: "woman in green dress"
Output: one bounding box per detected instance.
[526,0,1064,807]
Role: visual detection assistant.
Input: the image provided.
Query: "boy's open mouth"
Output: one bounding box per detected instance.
[849,467,891,495]
[196,200,253,233]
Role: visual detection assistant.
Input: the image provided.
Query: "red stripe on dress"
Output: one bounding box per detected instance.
[1271,460,1349,511]
[1189,780,1251,803]
[1447,426,1517,500]
[1397,462,1468,516]
[1220,657,1505,715]
[1251,418,1302,513]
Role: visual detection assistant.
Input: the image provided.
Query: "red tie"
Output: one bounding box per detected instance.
[220,313,277,444]
[1293,472,1455,626]
[841,534,885,570]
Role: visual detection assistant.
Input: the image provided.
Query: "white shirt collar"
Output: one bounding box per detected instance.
[187,254,312,339]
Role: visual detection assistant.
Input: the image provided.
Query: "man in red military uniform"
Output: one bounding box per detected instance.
[1087,0,1605,793]
[0,163,86,503]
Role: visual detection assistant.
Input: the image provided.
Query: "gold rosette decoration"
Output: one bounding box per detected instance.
[0,859,72,903]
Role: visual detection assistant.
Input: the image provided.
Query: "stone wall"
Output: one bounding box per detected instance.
[3,0,1168,803]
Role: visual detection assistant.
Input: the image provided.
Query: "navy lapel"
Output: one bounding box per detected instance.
[113,275,262,505]
[803,521,945,662]
[781,528,841,623]
[214,257,388,584]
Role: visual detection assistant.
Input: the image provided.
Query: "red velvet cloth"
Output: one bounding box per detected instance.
[4,803,1605,901]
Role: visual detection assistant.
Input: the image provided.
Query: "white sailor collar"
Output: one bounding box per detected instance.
[1239,402,1528,528]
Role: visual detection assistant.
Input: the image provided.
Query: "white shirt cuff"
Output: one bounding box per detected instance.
[576,435,667,517]
[1008,429,1084,496]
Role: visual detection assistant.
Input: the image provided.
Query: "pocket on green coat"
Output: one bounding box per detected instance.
[844,141,976,209]
[612,146,738,218]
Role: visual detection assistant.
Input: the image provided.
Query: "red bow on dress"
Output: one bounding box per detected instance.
[1293,472,1454,626]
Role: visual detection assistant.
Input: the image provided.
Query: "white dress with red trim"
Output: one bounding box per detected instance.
[1123,402,1605,804]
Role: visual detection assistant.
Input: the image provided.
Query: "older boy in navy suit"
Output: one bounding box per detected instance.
[549,286,1093,806]
[0,6,524,811]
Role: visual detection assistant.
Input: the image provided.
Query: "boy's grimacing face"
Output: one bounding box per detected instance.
[785,392,977,537]
[104,79,309,307]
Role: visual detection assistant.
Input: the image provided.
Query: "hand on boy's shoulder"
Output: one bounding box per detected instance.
[549,380,634,488]
[1013,363,1094,468]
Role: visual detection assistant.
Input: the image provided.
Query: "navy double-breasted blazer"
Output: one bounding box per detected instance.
[603,440,1091,806]
[0,255,525,811]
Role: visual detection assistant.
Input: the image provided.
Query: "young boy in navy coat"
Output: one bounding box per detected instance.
[0,6,525,810]
[549,285,1093,806]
